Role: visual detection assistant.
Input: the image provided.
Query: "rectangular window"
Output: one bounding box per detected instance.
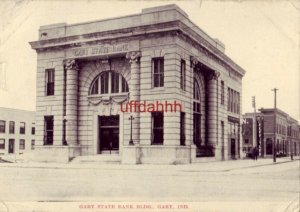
[19,139,25,150]
[152,58,164,87]
[8,139,14,153]
[180,112,185,145]
[180,59,186,90]
[20,122,25,134]
[0,120,5,133]
[231,90,234,113]
[244,139,249,144]
[232,91,235,113]
[9,121,15,134]
[221,81,224,105]
[237,92,240,114]
[227,88,230,111]
[151,112,164,145]
[221,121,224,159]
[0,139,4,149]
[44,116,54,145]
[31,126,35,135]
[221,121,224,142]
[230,89,233,112]
[46,69,55,96]
[234,91,238,113]
[31,140,35,150]
[111,71,119,93]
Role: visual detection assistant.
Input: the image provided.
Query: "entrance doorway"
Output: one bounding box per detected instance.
[266,138,273,155]
[99,115,119,153]
[8,139,14,154]
[231,139,236,158]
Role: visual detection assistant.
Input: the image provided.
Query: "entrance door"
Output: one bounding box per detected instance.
[8,139,14,154]
[99,115,119,153]
[231,139,236,158]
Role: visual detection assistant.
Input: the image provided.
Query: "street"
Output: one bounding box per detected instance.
[0,159,299,211]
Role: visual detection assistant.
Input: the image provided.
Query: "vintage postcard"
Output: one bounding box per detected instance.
[0,0,299,211]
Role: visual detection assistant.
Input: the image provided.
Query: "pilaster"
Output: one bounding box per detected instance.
[126,51,141,144]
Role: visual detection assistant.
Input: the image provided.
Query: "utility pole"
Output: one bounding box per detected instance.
[252,96,257,148]
[272,88,278,163]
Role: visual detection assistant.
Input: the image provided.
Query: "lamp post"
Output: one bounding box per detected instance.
[129,115,134,145]
[272,88,278,163]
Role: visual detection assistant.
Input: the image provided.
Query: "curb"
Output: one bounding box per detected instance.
[0,158,298,171]
[224,158,300,172]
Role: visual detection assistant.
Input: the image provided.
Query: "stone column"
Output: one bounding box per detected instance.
[63,59,79,146]
[190,56,198,159]
[207,71,220,153]
[126,51,141,144]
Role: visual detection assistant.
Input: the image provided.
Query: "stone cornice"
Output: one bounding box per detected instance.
[29,21,179,50]
[30,20,245,77]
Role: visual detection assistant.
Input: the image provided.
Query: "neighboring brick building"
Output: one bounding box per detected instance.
[242,112,264,157]
[0,107,35,155]
[242,109,300,157]
[29,5,245,163]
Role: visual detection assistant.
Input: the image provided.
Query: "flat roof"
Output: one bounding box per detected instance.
[30,4,246,76]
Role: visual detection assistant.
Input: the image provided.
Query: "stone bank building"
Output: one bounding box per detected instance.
[30,5,245,163]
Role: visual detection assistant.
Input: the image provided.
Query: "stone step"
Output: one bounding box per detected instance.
[71,154,121,164]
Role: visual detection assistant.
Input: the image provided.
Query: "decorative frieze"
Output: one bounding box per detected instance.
[88,94,129,105]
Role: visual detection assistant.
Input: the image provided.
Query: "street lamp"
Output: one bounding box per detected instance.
[129,115,134,145]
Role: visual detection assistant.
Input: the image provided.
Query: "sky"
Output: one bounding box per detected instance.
[0,0,299,120]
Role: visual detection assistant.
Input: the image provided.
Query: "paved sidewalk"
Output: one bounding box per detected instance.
[0,156,298,172]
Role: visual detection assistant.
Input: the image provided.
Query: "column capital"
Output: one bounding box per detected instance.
[126,51,141,64]
[207,70,220,81]
[64,59,79,71]
[190,56,199,69]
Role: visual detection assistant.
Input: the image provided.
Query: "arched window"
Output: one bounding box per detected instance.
[193,78,201,146]
[90,71,129,95]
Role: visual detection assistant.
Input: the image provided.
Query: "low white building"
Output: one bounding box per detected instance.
[0,107,35,155]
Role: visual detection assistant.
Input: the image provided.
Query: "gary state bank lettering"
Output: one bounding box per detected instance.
[29,4,245,164]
